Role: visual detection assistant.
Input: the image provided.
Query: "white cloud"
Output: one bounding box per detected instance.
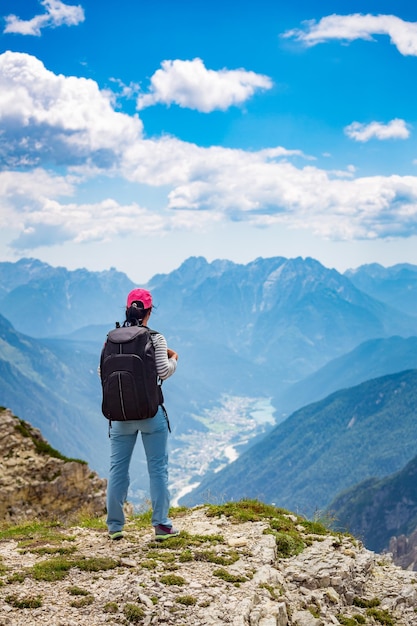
[345,119,411,142]
[0,165,215,250]
[10,198,170,250]
[6,156,417,250]
[3,52,417,250]
[283,14,417,56]
[0,168,74,243]
[136,141,417,241]
[136,58,273,112]
[0,52,143,168]
[4,0,85,36]
[0,169,74,220]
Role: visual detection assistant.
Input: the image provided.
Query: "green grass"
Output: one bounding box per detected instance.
[140,559,158,569]
[0,515,109,552]
[123,603,145,623]
[299,518,332,535]
[206,499,287,523]
[104,601,119,613]
[5,594,43,609]
[258,582,282,600]
[147,531,224,551]
[146,550,177,563]
[31,556,119,581]
[67,586,90,596]
[270,530,305,558]
[26,545,77,556]
[366,608,394,625]
[352,597,380,608]
[70,595,94,608]
[160,574,187,586]
[75,556,119,572]
[308,605,321,618]
[213,568,248,584]
[179,549,193,562]
[0,519,69,542]
[5,571,28,584]
[176,595,197,605]
[131,507,153,530]
[337,617,359,626]
[13,416,86,464]
[194,549,239,566]
[76,514,107,530]
[0,519,126,584]
[31,557,74,581]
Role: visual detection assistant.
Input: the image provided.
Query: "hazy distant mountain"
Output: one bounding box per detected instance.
[180,370,417,517]
[0,312,108,474]
[0,257,135,337]
[2,256,417,393]
[345,263,417,317]
[0,257,59,295]
[328,454,417,554]
[275,335,417,418]
[149,256,417,393]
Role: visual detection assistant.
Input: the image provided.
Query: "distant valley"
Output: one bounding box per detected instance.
[180,369,417,518]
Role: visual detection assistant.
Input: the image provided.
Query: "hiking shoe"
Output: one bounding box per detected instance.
[109,531,124,541]
[154,524,180,540]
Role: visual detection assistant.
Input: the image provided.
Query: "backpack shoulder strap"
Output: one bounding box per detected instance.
[145,328,164,387]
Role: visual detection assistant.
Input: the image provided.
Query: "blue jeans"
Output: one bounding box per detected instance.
[106,407,172,532]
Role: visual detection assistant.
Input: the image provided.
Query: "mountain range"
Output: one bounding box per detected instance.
[1,255,417,542]
[346,262,417,317]
[148,256,417,397]
[276,334,417,418]
[3,256,417,398]
[328,452,417,554]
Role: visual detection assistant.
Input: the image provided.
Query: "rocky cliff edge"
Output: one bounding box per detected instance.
[0,408,106,521]
[1,503,417,625]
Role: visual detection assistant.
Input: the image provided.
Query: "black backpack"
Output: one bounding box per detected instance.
[100,322,164,422]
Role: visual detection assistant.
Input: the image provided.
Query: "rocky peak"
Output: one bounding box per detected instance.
[0,408,106,521]
[1,506,417,625]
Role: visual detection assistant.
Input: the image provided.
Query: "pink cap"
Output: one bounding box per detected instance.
[126,288,153,309]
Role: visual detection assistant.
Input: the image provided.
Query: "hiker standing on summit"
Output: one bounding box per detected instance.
[100,288,179,541]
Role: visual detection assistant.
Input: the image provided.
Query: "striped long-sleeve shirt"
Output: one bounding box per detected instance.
[151,332,177,380]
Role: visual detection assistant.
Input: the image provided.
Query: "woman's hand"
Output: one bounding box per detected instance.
[167,348,178,361]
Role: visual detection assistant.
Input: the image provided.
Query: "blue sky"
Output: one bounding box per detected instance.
[1,0,417,282]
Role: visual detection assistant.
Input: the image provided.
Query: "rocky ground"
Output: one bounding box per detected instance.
[1,504,417,626]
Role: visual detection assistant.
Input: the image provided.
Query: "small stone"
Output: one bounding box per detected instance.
[292,609,322,625]
[324,587,340,603]
[120,557,137,567]
[138,593,155,609]
[228,537,248,547]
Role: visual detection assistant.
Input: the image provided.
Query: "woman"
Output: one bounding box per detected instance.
[105,288,179,541]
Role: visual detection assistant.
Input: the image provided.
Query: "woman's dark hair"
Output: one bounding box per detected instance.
[126,301,151,325]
